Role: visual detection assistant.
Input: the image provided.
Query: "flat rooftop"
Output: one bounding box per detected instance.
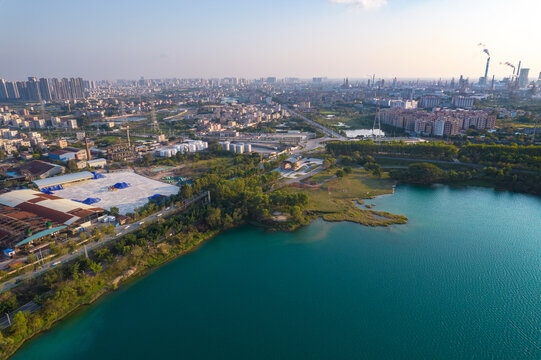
[53,171,179,215]
[34,171,94,189]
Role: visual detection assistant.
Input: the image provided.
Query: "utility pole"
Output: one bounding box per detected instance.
[84,244,89,259]
[5,313,11,326]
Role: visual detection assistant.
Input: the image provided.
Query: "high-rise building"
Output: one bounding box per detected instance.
[6,82,20,99]
[26,77,40,101]
[0,79,8,100]
[452,96,474,109]
[16,81,28,100]
[38,78,52,101]
[518,68,530,88]
[0,76,86,102]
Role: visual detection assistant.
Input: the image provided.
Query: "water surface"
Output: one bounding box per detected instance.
[13,185,541,359]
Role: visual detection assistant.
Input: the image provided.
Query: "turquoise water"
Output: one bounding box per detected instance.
[12,185,541,359]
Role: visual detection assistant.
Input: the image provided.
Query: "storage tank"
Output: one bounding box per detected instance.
[235,143,244,154]
[245,143,252,153]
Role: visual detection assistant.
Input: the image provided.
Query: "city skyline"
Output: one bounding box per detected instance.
[0,0,539,80]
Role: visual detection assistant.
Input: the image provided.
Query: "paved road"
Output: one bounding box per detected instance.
[0,192,210,293]
[0,301,40,329]
[284,165,326,185]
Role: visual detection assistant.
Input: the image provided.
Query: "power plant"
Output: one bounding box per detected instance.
[478,44,491,87]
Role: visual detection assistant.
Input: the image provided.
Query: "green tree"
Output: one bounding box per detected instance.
[205,207,222,229]
[142,153,153,165]
[290,206,304,223]
[95,248,114,264]
[110,207,119,217]
[89,261,102,274]
[9,311,28,340]
[67,159,77,172]
[27,313,44,333]
[26,254,37,264]
[180,185,193,200]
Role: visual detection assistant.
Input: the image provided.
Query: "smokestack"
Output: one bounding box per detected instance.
[127,125,131,146]
[484,57,491,85]
[491,75,495,91]
[516,61,522,76]
[84,137,91,161]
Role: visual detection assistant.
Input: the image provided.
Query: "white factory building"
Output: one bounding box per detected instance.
[218,141,252,154]
[157,140,208,158]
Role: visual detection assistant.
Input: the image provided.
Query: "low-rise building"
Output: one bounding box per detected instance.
[17,160,65,180]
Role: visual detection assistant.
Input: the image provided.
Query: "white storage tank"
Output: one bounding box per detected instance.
[245,143,252,153]
[235,143,244,154]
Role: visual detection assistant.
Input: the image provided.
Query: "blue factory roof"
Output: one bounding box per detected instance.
[33,171,94,189]
[14,226,67,247]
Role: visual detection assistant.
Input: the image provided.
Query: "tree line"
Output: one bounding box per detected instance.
[390,162,541,195]
[327,141,458,161]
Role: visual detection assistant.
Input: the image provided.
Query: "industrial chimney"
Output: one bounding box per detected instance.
[84,137,91,161]
[484,57,490,86]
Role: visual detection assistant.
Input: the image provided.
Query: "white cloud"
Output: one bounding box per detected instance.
[329,0,387,9]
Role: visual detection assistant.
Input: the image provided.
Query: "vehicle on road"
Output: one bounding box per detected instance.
[52,261,61,266]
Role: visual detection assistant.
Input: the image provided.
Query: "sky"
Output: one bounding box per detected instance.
[0,0,539,81]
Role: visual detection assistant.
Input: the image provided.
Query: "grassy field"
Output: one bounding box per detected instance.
[169,157,233,177]
[310,109,376,130]
[286,168,407,226]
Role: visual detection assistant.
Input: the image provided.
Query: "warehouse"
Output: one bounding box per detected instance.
[0,189,104,226]
[53,171,178,215]
[17,160,65,180]
[0,204,64,250]
[0,190,104,251]
[33,171,94,190]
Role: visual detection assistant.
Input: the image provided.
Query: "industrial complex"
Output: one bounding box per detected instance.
[0,167,178,252]
[0,189,104,250]
[53,171,179,215]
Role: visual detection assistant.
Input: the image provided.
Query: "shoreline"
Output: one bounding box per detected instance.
[3,228,222,360]
[4,193,408,359]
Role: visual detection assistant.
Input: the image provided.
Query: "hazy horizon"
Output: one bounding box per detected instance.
[1,0,539,81]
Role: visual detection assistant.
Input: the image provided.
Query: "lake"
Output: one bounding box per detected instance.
[12,185,541,359]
